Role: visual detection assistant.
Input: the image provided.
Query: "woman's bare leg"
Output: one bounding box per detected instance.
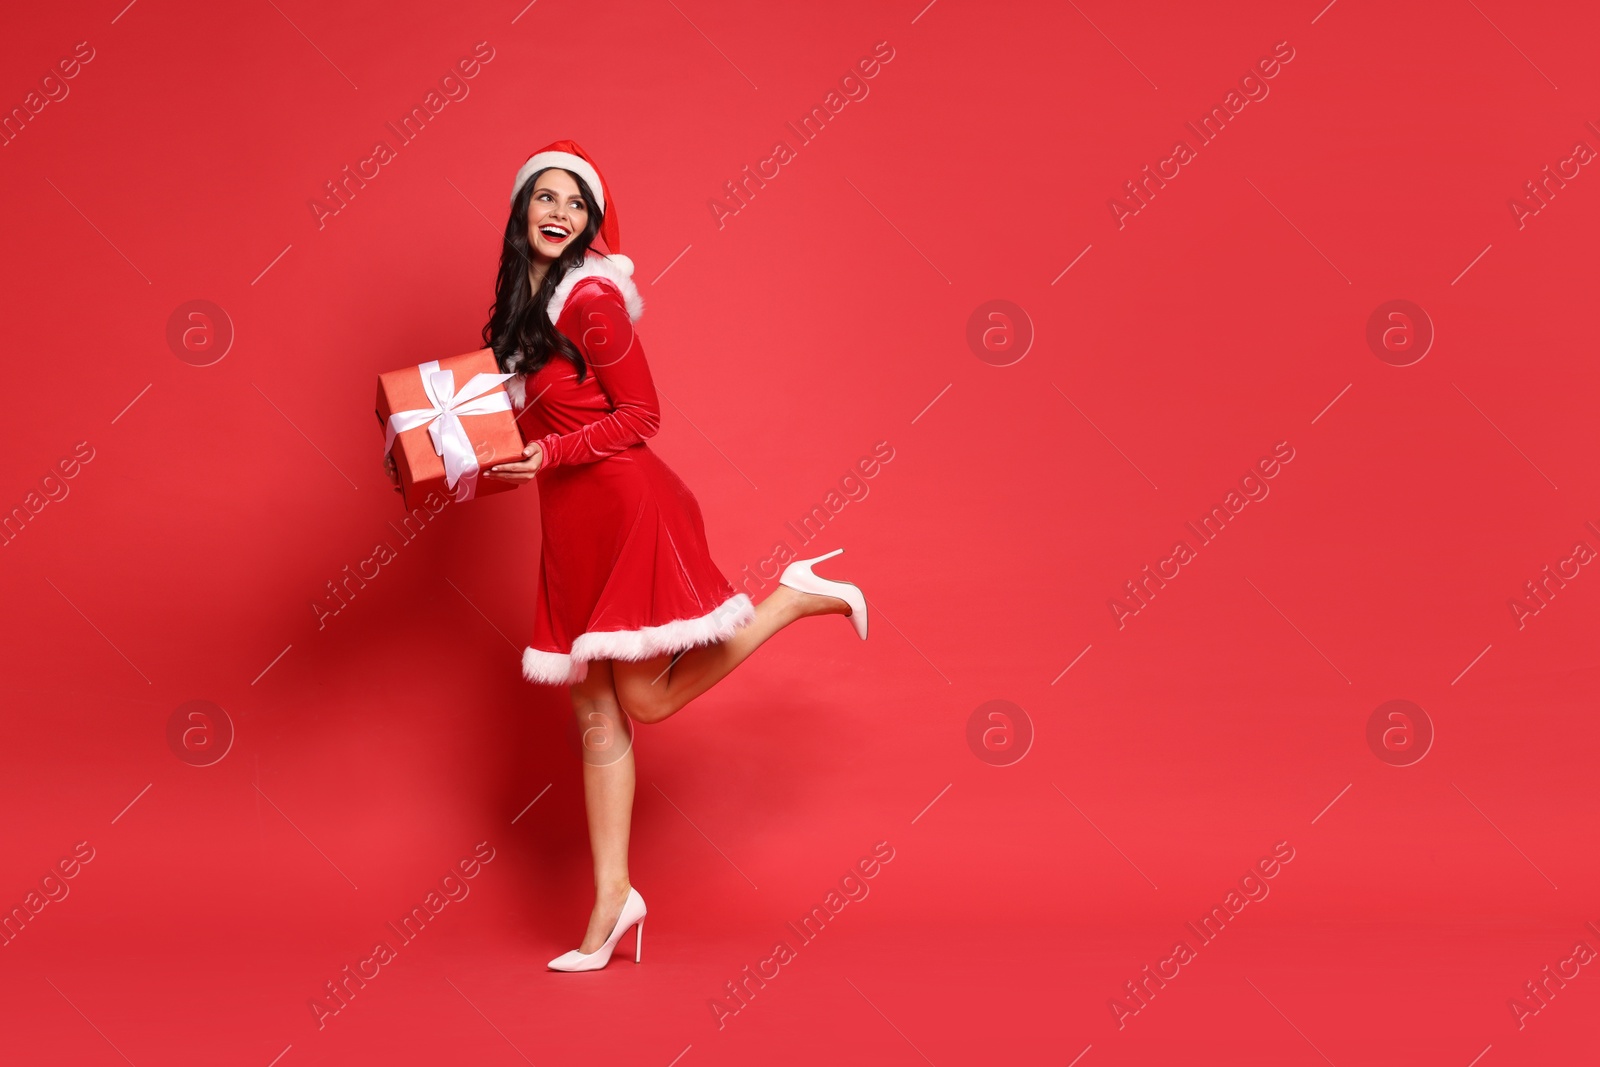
[569,659,638,953]
[612,585,850,724]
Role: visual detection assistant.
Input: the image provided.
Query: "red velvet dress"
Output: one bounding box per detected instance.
[508,253,753,686]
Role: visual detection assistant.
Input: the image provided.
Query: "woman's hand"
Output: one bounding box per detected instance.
[383,451,402,494]
[484,441,543,485]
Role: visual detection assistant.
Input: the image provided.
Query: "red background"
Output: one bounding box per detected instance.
[3,1,1598,1064]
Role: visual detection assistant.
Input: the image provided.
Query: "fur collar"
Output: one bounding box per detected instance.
[507,252,644,411]
[545,251,644,325]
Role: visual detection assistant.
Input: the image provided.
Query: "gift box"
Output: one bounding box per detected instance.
[377,348,525,510]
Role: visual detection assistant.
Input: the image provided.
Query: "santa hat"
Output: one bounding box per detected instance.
[511,140,624,261]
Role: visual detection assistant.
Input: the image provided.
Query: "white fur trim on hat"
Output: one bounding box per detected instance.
[520,593,756,686]
[512,151,605,212]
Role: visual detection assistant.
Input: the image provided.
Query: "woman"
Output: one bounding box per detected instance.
[477,141,868,972]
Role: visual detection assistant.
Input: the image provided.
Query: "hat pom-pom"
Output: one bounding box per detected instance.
[604,253,635,277]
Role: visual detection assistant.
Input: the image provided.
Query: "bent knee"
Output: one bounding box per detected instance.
[617,686,671,725]
[621,697,670,725]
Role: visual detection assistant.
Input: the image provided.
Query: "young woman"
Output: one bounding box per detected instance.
[473,141,868,972]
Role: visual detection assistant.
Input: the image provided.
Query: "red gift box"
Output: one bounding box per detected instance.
[376,349,525,510]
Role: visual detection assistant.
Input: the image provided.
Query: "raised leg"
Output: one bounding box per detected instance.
[612,584,850,724]
[569,659,638,954]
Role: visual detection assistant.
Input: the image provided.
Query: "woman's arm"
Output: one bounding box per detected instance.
[535,282,661,470]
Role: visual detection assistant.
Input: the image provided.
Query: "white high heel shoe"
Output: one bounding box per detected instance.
[547,887,647,972]
[778,547,868,640]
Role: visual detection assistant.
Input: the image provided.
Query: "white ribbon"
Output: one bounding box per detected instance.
[383,360,513,502]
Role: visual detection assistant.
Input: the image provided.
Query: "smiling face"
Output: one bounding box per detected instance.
[526,169,591,262]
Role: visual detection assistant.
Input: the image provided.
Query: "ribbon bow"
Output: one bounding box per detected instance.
[383,360,513,502]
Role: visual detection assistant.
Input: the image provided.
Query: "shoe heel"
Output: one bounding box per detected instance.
[777,547,868,641]
[635,919,644,963]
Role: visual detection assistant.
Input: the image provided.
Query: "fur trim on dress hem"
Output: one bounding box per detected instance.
[520,592,755,686]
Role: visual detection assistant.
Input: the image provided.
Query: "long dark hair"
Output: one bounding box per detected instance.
[482,167,604,383]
